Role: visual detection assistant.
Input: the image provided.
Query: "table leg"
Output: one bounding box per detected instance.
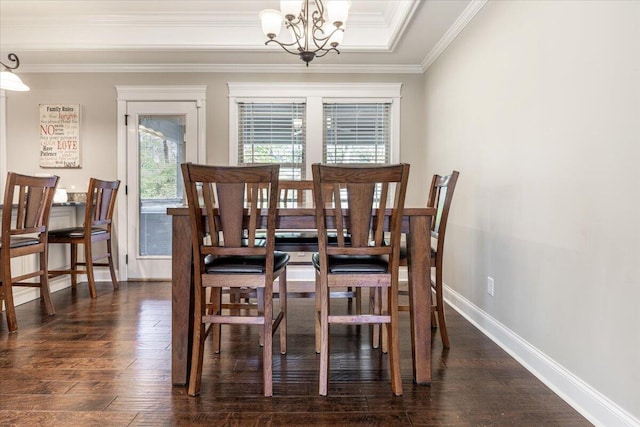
[407,214,432,384]
[171,214,193,386]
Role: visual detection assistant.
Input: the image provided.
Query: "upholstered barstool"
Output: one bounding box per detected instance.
[48,178,120,299]
[311,163,409,396]
[373,170,460,351]
[0,172,59,332]
[182,163,289,397]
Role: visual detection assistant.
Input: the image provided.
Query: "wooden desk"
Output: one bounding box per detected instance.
[167,206,436,387]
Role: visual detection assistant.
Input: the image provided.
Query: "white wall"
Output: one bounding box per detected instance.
[424,1,640,424]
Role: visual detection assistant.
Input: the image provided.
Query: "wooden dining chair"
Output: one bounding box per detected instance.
[374,170,460,351]
[271,180,319,254]
[279,179,313,206]
[410,170,459,348]
[0,172,59,332]
[48,178,120,299]
[182,163,289,397]
[312,163,409,396]
[274,180,359,307]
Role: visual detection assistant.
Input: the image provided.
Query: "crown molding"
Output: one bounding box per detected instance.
[387,0,421,51]
[421,0,487,72]
[2,12,255,27]
[19,63,425,75]
[0,4,415,53]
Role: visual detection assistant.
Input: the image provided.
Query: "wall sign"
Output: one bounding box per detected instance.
[39,104,81,168]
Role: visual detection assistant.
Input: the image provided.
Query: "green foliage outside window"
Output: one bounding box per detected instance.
[139,131,181,200]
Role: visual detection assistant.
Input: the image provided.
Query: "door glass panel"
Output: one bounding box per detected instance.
[138,115,185,256]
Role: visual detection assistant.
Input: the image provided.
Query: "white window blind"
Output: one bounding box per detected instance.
[238,102,306,179]
[323,103,391,164]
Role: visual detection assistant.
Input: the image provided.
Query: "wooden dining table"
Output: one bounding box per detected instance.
[167,204,436,387]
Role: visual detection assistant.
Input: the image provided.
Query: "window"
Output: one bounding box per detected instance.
[229,83,401,178]
[138,115,186,202]
[237,102,305,179]
[324,103,391,164]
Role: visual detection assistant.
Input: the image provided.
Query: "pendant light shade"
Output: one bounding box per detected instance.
[0,53,30,92]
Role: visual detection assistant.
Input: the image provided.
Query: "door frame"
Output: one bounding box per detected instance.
[116,85,207,281]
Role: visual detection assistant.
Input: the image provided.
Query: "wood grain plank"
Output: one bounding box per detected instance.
[0,281,591,426]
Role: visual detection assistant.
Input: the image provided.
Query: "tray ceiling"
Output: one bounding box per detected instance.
[0,0,486,73]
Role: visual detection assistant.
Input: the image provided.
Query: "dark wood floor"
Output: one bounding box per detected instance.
[0,281,591,426]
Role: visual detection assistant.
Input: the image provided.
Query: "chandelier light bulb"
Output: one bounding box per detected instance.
[280,0,303,21]
[327,0,351,27]
[259,9,283,38]
[326,23,344,47]
[0,71,30,91]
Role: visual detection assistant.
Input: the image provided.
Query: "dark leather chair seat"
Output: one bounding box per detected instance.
[275,231,319,245]
[48,226,107,239]
[205,251,290,274]
[1,236,41,249]
[312,253,388,274]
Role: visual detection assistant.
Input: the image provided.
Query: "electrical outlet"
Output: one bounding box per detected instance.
[487,276,495,296]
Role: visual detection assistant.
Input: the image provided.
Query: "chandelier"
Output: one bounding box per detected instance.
[0,53,30,92]
[259,0,351,66]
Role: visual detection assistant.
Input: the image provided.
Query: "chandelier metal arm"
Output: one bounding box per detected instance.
[0,53,21,70]
[311,27,344,51]
[284,17,309,52]
[265,38,309,57]
[314,46,340,59]
[313,0,325,20]
[266,27,342,59]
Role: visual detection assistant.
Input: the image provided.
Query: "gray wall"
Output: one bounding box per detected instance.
[423,0,639,423]
[4,73,426,205]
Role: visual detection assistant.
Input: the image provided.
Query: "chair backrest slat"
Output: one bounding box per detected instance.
[199,181,218,245]
[25,188,46,227]
[246,182,260,247]
[86,178,120,230]
[216,182,246,248]
[345,182,375,248]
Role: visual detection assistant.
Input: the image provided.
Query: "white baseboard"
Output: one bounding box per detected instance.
[444,285,640,427]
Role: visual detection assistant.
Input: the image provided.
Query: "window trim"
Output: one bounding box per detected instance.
[228,82,402,178]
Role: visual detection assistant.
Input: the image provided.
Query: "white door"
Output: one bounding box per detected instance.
[126,101,198,279]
